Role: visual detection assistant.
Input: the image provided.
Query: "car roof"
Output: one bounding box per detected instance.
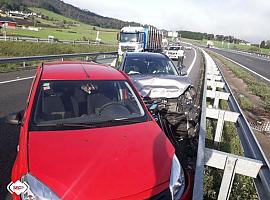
[125,52,167,59]
[41,61,126,81]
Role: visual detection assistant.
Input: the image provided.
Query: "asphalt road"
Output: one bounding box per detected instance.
[0,49,201,197]
[208,48,270,81]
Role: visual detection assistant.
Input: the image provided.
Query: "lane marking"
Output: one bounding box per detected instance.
[186,47,197,76]
[0,76,34,84]
[211,51,270,84]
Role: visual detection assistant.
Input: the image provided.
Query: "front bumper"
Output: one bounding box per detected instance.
[150,170,193,200]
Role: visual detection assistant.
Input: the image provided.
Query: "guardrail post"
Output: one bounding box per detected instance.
[207,90,230,108]
[214,110,226,147]
[205,148,263,200]
[22,62,26,68]
[217,157,237,200]
[206,107,239,147]
[207,80,225,92]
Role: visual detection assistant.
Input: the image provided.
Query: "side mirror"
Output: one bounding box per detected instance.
[117,33,120,41]
[6,112,23,125]
[147,103,158,114]
[180,70,187,76]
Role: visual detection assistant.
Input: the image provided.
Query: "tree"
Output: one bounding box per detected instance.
[260,41,266,48]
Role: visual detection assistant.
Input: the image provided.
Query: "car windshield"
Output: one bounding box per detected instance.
[120,33,138,42]
[124,56,178,75]
[30,80,147,130]
[169,46,181,50]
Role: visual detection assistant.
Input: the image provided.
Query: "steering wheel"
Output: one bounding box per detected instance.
[98,102,129,115]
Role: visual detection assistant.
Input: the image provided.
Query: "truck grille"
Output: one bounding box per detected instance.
[121,46,135,52]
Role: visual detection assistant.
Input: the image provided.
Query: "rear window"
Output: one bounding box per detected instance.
[123,56,178,75]
[29,80,149,130]
[169,47,181,50]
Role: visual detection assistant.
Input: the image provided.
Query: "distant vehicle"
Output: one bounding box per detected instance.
[207,40,214,48]
[118,26,162,55]
[166,46,186,64]
[185,46,192,50]
[6,61,192,200]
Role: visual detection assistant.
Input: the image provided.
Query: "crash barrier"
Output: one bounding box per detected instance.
[0,52,118,65]
[0,36,117,46]
[192,48,270,200]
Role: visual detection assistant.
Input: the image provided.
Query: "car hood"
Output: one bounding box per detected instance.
[28,121,174,199]
[130,74,191,98]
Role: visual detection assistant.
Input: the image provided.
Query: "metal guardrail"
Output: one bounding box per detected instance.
[0,52,118,64]
[192,48,270,199]
[0,36,117,46]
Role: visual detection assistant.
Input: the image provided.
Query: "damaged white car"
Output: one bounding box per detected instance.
[119,52,199,169]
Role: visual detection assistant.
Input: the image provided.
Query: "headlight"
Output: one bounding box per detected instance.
[169,154,185,200]
[21,174,60,200]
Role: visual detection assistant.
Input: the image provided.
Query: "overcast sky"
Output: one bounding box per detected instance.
[65,0,270,43]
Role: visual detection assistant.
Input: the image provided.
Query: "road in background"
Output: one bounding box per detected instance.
[0,49,202,197]
[208,48,270,81]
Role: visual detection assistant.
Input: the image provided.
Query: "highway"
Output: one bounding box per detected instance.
[208,48,270,82]
[0,49,202,197]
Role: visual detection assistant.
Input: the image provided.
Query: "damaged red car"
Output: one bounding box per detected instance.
[7,61,192,200]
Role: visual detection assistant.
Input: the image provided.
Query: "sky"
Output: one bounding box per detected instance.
[64,0,270,43]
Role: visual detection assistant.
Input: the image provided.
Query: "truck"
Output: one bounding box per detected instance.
[207,40,214,48]
[118,26,162,55]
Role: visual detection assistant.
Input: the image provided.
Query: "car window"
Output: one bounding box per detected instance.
[169,47,180,50]
[124,57,178,75]
[30,80,148,130]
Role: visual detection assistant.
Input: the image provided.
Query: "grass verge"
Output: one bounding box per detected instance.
[207,51,270,111]
[182,38,270,56]
[0,41,117,72]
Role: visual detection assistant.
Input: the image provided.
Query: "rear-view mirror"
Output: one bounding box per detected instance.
[6,111,23,125]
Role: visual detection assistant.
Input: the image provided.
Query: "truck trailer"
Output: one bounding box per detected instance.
[118,26,162,55]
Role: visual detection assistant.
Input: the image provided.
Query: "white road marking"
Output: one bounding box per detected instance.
[213,52,270,84]
[0,76,34,84]
[186,47,197,76]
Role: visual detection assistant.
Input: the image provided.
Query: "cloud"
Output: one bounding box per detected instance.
[64,0,270,43]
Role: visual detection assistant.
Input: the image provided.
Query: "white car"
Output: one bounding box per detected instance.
[166,46,185,61]
[185,46,192,50]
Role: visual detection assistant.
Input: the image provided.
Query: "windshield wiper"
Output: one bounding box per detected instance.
[36,122,96,127]
[36,117,142,128]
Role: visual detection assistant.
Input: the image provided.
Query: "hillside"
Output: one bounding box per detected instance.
[4,7,119,43]
[19,0,141,29]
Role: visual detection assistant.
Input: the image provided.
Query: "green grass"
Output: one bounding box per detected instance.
[204,99,258,199]
[208,51,270,111]
[182,38,270,56]
[239,95,254,111]
[1,7,119,44]
[0,41,117,72]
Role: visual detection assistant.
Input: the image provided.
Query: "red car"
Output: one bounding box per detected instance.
[6,61,192,200]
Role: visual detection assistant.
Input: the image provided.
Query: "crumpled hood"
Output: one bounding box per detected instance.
[131,74,191,98]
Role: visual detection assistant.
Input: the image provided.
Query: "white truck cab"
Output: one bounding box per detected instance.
[118,27,145,55]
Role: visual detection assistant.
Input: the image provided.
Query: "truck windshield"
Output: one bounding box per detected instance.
[120,33,138,42]
[29,80,148,130]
